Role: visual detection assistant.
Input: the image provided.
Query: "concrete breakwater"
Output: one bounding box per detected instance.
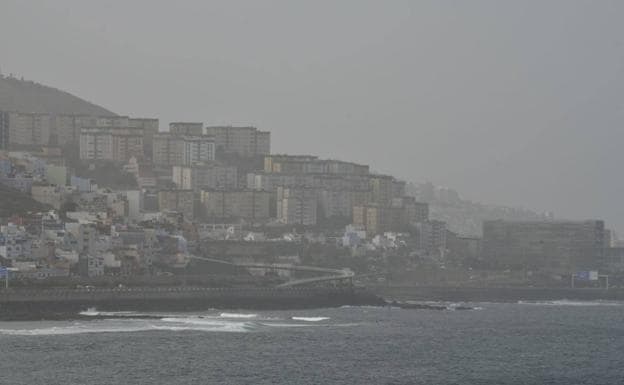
[0,286,385,320]
[371,285,624,302]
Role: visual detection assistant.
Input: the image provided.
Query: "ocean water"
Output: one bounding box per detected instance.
[1,301,624,384]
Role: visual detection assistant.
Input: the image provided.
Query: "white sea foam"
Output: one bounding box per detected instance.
[517,300,624,307]
[79,308,99,316]
[291,316,330,322]
[78,309,153,317]
[0,317,254,336]
[219,312,257,319]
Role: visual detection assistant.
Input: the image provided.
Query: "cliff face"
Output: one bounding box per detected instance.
[0,75,115,116]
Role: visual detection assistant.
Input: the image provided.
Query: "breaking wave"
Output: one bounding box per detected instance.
[219,312,258,319]
[291,317,330,322]
[517,300,624,307]
[0,318,255,336]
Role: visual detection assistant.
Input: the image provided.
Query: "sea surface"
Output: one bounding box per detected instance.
[1,300,624,384]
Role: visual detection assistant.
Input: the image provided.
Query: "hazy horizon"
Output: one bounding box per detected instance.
[2,0,623,232]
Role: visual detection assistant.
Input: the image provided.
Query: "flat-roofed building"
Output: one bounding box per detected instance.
[170,122,203,136]
[352,204,405,237]
[152,134,214,166]
[54,114,99,145]
[79,127,113,160]
[482,219,606,272]
[79,127,144,162]
[264,155,368,175]
[153,133,183,166]
[368,174,395,206]
[7,112,51,147]
[182,136,215,165]
[247,172,315,191]
[206,126,270,157]
[129,118,159,160]
[0,111,8,149]
[276,187,317,226]
[201,189,271,222]
[172,164,237,191]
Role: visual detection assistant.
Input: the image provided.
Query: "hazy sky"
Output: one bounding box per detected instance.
[1,1,624,231]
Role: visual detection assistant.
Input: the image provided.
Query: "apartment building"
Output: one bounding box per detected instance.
[152,134,215,166]
[246,172,315,191]
[152,133,183,166]
[264,155,368,175]
[0,111,10,149]
[129,118,159,160]
[79,127,144,162]
[172,164,237,191]
[158,189,195,220]
[182,136,215,165]
[206,126,270,157]
[170,122,203,136]
[352,204,406,237]
[482,219,606,272]
[7,112,51,147]
[276,187,317,226]
[201,189,271,222]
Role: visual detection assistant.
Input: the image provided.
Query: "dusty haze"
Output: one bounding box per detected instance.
[1,0,623,232]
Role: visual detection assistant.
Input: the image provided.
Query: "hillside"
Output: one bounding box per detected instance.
[408,182,548,237]
[0,75,116,116]
[0,184,50,218]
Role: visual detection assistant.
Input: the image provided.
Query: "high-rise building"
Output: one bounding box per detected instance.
[153,133,183,166]
[207,126,271,157]
[415,220,447,254]
[79,128,113,160]
[482,220,606,272]
[264,155,368,175]
[277,187,317,225]
[79,127,144,162]
[170,122,203,136]
[181,136,215,165]
[0,111,8,149]
[129,118,159,160]
[172,165,238,191]
[201,189,272,222]
[152,134,215,166]
[7,112,51,147]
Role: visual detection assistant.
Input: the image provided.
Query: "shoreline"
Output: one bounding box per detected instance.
[369,285,624,302]
[0,286,385,321]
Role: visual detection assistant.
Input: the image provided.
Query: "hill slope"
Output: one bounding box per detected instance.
[0,75,116,116]
[0,184,50,218]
